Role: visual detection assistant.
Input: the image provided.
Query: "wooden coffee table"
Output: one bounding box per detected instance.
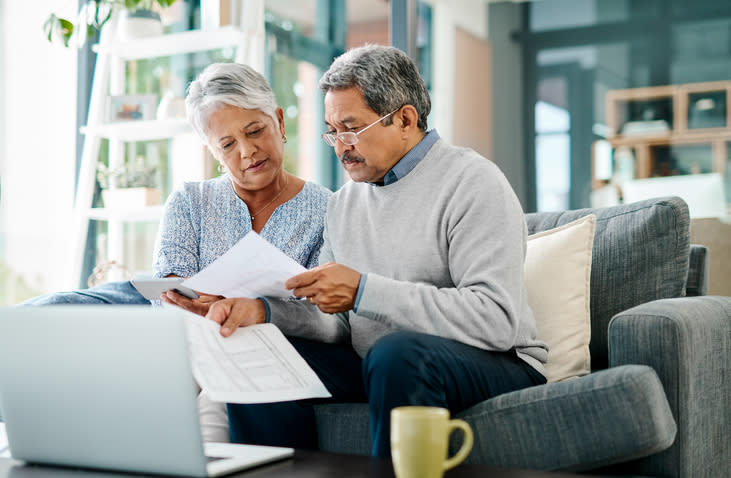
[0,450,586,478]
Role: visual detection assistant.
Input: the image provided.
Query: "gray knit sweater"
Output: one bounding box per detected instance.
[268,139,548,375]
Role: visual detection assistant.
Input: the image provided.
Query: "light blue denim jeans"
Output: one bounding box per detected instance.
[17,281,150,306]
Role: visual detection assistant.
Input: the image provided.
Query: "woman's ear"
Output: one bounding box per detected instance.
[276,107,286,136]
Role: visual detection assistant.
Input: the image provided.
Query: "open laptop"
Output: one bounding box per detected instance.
[0,305,293,477]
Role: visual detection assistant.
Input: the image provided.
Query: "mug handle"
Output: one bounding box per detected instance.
[443,418,473,471]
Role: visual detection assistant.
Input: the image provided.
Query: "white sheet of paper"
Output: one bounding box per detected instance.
[183,311,331,404]
[0,422,10,458]
[181,231,307,299]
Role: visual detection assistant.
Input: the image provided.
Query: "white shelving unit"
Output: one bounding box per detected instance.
[91,25,246,59]
[71,19,249,285]
[80,119,191,142]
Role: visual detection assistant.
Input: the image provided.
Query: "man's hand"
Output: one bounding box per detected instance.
[161,290,223,317]
[206,298,267,337]
[285,262,361,314]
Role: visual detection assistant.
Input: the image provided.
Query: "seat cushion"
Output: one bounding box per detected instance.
[525,196,690,370]
[450,365,676,471]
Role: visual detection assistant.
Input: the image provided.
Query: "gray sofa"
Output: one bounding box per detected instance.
[312,196,731,477]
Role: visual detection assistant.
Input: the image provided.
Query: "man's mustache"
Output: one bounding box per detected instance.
[340,152,364,163]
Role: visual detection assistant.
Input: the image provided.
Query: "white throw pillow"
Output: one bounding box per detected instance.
[525,214,596,383]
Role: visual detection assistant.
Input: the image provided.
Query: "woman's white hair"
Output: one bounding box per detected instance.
[185,63,279,145]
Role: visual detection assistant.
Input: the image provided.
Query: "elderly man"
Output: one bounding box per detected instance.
[207,45,548,457]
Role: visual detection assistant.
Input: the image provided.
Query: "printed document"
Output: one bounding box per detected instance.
[181,231,306,299]
[183,311,331,404]
[0,422,9,458]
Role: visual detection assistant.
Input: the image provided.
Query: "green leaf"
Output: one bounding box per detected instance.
[97,4,113,29]
[43,14,77,47]
[42,14,57,43]
[58,18,74,47]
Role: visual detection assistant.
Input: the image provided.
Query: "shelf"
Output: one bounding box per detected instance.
[71,17,245,285]
[84,206,165,222]
[593,81,731,201]
[81,119,191,141]
[92,26,244,60]
[608,130,731,147]
[605,80,731,136]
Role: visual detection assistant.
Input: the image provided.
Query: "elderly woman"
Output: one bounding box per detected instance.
[156,62,330,314]
[18,62,332,442]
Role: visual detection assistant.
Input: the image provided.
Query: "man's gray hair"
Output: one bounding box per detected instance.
[319,45,430,131]
[186,63,278,145]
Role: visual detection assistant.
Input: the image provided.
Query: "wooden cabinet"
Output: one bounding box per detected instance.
[593,81,731,194]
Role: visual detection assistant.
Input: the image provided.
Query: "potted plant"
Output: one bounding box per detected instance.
[97,155,162,208]
[44,0,177,48]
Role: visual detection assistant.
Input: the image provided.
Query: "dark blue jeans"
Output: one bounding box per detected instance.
[17,281,150,306]
[227,330,546,458]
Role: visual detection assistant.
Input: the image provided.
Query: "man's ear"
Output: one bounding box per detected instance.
[398,105,419,130]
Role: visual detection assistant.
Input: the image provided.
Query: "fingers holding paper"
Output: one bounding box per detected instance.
[206,298,267,337]
[285,262,361,314]
[161,290,223,317]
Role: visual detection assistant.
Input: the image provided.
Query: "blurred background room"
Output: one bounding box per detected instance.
[1,0,729,305]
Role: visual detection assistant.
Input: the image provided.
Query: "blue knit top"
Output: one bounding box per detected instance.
[153,175,332,278]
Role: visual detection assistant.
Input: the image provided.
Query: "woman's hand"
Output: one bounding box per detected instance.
[206,298,267,337]
[161,290,223,317]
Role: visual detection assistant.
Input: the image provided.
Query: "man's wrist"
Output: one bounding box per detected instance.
[353,273,367,313]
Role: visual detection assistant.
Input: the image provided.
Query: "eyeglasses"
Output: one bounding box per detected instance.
[321,109,399,147]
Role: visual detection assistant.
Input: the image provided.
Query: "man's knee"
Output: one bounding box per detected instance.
[362,331,436,381]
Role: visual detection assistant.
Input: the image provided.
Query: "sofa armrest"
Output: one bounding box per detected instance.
[685,245,708,296]
[608,296,731,478]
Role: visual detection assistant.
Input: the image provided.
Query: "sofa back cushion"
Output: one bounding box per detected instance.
[525,196,690,370]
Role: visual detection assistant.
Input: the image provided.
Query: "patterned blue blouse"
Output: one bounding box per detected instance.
[153,175,332,278]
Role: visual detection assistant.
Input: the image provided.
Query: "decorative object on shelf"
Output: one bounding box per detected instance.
[156,92,187,120]
[43,0,177,48]
[688,91,727,129]
[101,187,162,209]
[97,155,161,208]
[620,120,670,136]
[117,7,163,41]
[106,94,158,122]
[611,146,636,190]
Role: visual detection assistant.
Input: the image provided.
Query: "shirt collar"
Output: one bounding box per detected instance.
[375,129,440,186]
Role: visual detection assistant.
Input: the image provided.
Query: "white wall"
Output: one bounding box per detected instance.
[1,0,78,294]
[428,0,489,143]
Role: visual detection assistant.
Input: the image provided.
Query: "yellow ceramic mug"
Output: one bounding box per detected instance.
[390,406,473,478]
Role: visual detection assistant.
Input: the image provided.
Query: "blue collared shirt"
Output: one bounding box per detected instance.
[377,129,440,186]
[353,129,440,312]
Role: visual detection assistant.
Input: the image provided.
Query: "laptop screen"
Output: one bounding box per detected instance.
[0,306,209,477]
